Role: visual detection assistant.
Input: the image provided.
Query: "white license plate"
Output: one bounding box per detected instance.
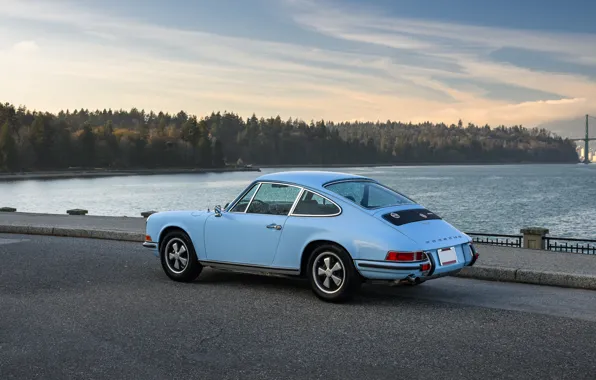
[438,247,458,266]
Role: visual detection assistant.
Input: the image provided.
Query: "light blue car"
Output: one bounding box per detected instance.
[143,171,479,302]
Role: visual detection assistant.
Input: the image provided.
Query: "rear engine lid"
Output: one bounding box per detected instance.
[377,207,471,250]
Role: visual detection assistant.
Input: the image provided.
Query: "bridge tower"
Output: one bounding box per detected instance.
[585,115,590,164]
[570,114,595,163]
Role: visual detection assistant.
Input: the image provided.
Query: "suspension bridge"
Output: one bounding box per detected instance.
[569,114,596,164]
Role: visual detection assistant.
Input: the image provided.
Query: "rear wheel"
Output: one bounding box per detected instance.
[307,244,361,302]
[160,230,202,282]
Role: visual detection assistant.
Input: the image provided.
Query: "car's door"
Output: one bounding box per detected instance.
[203,182,302,267]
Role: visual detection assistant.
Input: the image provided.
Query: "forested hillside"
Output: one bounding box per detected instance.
[0,102,579,172]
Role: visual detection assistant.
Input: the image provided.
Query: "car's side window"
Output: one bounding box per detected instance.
[246,183,301,215]
[230,183,259,213]
[292,191,340,216]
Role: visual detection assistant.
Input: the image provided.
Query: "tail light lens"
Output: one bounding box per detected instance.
[386,251,427,262]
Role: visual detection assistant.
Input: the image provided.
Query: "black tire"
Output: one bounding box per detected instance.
[307,244,361,302]
[159,230,202,282]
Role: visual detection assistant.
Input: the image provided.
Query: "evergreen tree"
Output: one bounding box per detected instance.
[0,122,19,171]
[78,123,96,167]
[212,139,225,167]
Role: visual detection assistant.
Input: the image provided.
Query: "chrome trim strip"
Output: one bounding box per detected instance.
[233,181,303,215]
[243,182,262,213]
[322,178,376,187]
[226,181,259,213]
[358,263,418,270]
[200,260,300,276]
[143,242,157,249]
[289,188,342,217]
[287,188,305,215]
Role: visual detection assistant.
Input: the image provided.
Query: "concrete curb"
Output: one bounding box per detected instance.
[0,225,143,242]
[457,266,596,291]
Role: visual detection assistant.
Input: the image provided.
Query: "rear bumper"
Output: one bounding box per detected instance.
[355,259,435,281]
[143,241,158,249]
[355,259,464,281]
[355,243,478,281]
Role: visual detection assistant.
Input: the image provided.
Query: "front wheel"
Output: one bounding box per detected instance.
[307,244,361,302]
[160,230,202,282]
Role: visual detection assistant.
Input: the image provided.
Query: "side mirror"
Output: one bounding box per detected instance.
[214,205,222,217]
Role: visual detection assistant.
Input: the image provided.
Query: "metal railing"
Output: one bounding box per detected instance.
[466,232,596,254]
[543,237,596,255]
[466,233,522,248]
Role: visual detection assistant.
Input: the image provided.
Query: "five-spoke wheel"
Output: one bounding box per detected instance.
[307,244,361,302]
[160,230,202,282]
[165,238,190,273]
[312,252,345,294]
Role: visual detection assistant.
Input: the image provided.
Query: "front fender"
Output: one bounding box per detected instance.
[145,210,210,260]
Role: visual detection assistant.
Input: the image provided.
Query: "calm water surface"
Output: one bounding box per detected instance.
[1,164,595,238]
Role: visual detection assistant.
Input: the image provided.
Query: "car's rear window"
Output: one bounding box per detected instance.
[324,180,415,209]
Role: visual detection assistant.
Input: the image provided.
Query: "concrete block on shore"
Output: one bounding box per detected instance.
[141,211,157,218]
[0,207,17,212]
[67,209,88,215]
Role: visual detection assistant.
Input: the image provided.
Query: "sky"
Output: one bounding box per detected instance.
[1,0,596,136]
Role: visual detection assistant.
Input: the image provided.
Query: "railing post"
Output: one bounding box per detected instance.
[520,227,549,250]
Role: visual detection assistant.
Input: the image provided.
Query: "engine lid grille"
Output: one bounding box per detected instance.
[381,208,442,226]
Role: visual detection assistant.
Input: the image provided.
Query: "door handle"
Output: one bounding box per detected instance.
[266,223,282,230]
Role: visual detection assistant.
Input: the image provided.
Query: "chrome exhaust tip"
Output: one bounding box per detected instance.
[390,275,421,286]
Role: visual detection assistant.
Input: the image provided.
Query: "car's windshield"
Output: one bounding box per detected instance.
[324,180,415,209]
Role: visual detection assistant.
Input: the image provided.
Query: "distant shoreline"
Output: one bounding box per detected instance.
[260,161,582,168]
[0,161,587,182]
[0,167,261,182]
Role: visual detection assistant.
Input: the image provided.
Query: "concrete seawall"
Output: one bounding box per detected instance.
[1,211,595,291]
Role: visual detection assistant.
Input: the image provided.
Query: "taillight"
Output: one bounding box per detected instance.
[386,251,427,262]
[420,263,431,272]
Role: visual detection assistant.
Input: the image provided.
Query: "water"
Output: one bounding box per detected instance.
[1,164,595,238]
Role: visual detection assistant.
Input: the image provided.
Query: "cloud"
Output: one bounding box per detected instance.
[12,40,39,53]
[0,0,595,131]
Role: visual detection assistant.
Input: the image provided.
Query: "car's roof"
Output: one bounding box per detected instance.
[255,170,372,189]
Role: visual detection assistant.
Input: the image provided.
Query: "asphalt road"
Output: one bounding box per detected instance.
[1,234,595,380]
